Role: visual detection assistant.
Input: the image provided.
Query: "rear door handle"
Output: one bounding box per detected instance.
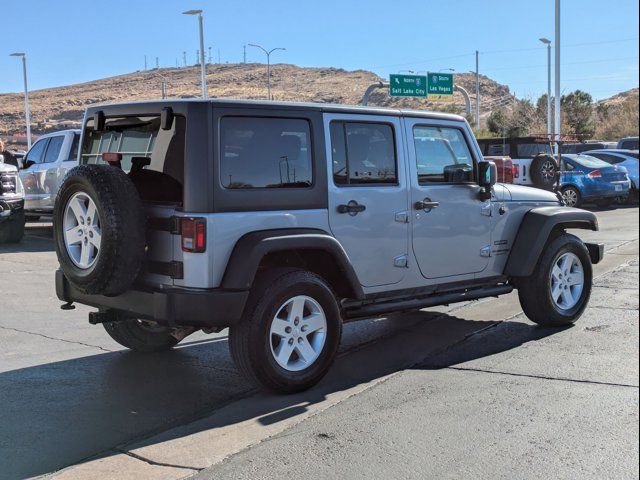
[414,198,440,211]
[337,201,366,215]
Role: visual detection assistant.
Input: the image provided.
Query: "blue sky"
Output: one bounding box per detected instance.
[1,0,638,101]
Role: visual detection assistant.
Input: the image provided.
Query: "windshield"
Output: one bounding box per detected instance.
[565,154,611,168]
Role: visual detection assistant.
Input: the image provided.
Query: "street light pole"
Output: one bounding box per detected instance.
[539,38,552,139]
[183,9,207,98]
[10,53,31,149]
[248,44,286,100]
[475,50,480,129]
[554,0,561,153]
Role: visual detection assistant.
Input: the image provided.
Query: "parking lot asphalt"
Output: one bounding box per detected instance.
[0,206,638,480]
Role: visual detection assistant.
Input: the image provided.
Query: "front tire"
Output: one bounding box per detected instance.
[229,269,342,394]
[103,319,180,352]
[517,233,592,327]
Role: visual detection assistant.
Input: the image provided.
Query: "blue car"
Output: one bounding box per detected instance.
[586,149,639,204]
[559,153,631,208]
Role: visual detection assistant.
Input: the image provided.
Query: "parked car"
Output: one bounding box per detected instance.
[617,136,639,150]
[0,162,25,243]
[18,129,80,219]
[559,153,631,207]
[561,142,617,154]
[482,156,514,183]
[477,137,557,188]
[586,149,639,204]
[53,99,603,393]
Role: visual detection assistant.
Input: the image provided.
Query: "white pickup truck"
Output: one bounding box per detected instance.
[19,129,80,218]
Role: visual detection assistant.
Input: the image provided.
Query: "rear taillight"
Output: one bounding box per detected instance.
[587,169,602,179]
[512,164,519,178]
[181,218,206,253]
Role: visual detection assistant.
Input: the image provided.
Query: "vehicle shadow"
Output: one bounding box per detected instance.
[0,312,564,479]
[0,223,54,254]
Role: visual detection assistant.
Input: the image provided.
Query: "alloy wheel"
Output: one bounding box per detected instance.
[63,192,102,269]
[549,252,584,310]
[269,295,327,372]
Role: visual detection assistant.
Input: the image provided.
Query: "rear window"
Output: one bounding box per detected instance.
[486,143,510,156]
[620,139,639,150]
[571,154,611,168]
[516,143,553,158]
[81,115,185,186]
[220,117,313,189]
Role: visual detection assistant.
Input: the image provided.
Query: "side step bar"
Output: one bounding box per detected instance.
[344,285,513,320]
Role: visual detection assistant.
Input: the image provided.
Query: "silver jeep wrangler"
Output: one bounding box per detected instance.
[53,100,603,393]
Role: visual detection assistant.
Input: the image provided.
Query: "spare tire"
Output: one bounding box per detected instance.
[530,154,558,188]
[53,164,146,296]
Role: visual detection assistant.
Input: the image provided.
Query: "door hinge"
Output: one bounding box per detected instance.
[481,202,492,217]
[394,254,408,268]
[395,211,409,223]
[480,245,492,258]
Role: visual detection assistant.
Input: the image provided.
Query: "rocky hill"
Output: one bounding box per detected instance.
[0,63,514,140]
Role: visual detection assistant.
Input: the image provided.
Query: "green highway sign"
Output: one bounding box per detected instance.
[427,72,454,101]
[389,74,427,97]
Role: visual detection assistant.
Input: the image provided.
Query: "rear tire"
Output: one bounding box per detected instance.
[517,233,592,327]
[0,211,25,243]
[104,319,180,352]
[229,269,342,394]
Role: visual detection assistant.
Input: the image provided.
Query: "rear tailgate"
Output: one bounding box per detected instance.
[141,203,183,288]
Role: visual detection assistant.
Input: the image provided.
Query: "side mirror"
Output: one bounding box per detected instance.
[478,160,497,188]
[478,160,497,200]
[22,159,35,170]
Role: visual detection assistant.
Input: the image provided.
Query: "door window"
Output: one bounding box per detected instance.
[24,138,49,165]
[330,122,397,186]
[220,117,313,189]
[43,136,65,163]
[412,126,474,184]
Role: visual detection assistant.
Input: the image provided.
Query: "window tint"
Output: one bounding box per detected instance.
[620,139,639,150]
[221,117,313,189]
[487,143,510,156]
[572,154,611,168]
[25,138,48,164]
[413,126,474,184]
[516,143,553,158]
[67,134,79,161]
[589,153,624,164]
[43,136,65,163]
[330,122,397,186]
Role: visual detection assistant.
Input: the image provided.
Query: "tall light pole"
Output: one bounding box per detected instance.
[539,38,552,139]
[183,9,207,98]
[10,52,31,149]
[248,44,286,100]
[554,0,561,153]
[475,50,480,129]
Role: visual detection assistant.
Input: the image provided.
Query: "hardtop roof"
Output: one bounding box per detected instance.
[84,98,466,122]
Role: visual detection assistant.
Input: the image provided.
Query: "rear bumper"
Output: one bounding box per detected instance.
[0,198,24,223]
[582,181,630,200]
[55,270,249,329]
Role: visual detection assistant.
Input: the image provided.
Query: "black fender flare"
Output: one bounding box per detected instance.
[504,206,598,277]
[221,228,365,299]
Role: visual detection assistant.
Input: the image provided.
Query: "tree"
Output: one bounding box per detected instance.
[561,90,595,138]
[487,107,509,135]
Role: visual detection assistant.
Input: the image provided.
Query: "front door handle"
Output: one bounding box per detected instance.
[414,198,440,212]
[337,200,366,215]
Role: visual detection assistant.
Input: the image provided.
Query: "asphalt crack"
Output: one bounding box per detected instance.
[119,450,201,472]
[445,366,639,389]
[0,324,114,353]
